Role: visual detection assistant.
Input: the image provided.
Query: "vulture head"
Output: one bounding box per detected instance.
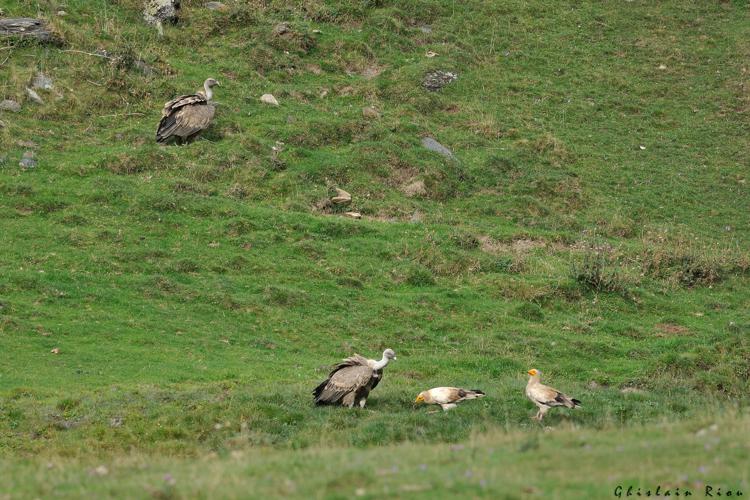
[202,78,220,100]
[383,348,397,361]
[414,391,427,404]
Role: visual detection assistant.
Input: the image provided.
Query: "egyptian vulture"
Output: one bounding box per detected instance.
[414,387,485,411]
[156,78,219,144]
[525,368,581,421]
[313,349,396,408]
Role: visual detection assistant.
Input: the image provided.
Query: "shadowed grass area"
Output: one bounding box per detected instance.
[1,0,749,496]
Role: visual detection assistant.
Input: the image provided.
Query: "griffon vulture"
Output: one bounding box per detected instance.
[156,78,219,144]
[414,387,485,411]
[313,349,396,408]
[525,368,581,421]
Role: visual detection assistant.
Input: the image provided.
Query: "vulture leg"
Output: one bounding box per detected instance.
[440,403,457,411]
[186,131,202,143]
[358,399,367,408]
[342,392,357,408]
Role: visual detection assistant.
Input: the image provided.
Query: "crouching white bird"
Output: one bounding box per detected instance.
[525,368,581,421]
[414,387,485,411]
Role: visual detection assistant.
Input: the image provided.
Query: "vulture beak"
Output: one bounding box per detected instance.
[527,369,536,376]
[393,356,397,361]
[414,395,423,404]
[216,81,221,87]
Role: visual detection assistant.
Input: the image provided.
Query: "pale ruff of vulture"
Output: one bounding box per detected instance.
[414,387,485,411]
[156,78,219,144]
[525,369,581,421]
[313,349,396,408]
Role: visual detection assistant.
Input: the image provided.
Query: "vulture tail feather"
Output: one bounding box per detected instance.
[571,398,582,407]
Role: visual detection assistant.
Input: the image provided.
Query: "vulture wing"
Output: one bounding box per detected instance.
[156,93,215,143]
[313,355,375,405]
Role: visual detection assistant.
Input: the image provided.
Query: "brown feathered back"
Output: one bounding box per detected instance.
[156,92,215,143]
[313,354,382,407]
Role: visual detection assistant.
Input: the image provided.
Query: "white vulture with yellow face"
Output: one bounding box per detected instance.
[525,368,581,421]
[156,78,219,144]
[414,387,485,411]
[313,349,396,408]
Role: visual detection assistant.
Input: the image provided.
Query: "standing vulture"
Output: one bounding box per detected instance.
[313,349,396,408]
[525,368,581,421]
[414,387,485,411]
[156,78,219,144]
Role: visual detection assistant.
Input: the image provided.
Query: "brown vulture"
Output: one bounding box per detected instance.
[156,78,219,144]
[525,368,581,421]
[414,387,485,411]
[313,349,396,408]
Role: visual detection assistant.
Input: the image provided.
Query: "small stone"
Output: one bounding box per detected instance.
[50,347,60,354]
[418,25,432,34]
[658,64,667,70]
[0,120,5,128]
[143,0,180,27]
[110,416,123,427]
[422,137,455,159]
[331,188,352,205]
[92,465,109,476]
[639,145,646,150]
[26,88,44,104]
[402,180,427,198]
[344,212,361,219]
[20,151,37,169]
[273,22,290,36]
[260,94,279,106]
[205,1,228,11]
[425,51,438,58]
[423,70,457,91]
[362,106,380,119]
[0,99,21,113]
[32,73,54,90]
[57,10,66,16]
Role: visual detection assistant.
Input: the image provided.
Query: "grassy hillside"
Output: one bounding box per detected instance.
[1,0,749,497]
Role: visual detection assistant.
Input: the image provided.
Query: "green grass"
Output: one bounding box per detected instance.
[1,0,749,497]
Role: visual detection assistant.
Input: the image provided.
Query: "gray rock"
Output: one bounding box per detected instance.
[422,137,455,159]
[20,151,37,169]
[205,1,228,10]
[143,0,180,26]
[26,87,44,105]
[418,25,432,34]
[362,106,380,119]
[273,22,290,36]
[423,70,458,91]
[0,18,57,43]
[32,72,54,90]
[0,99,21,112]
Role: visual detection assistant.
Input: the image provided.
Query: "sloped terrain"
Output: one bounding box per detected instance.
[1,0,749,497]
